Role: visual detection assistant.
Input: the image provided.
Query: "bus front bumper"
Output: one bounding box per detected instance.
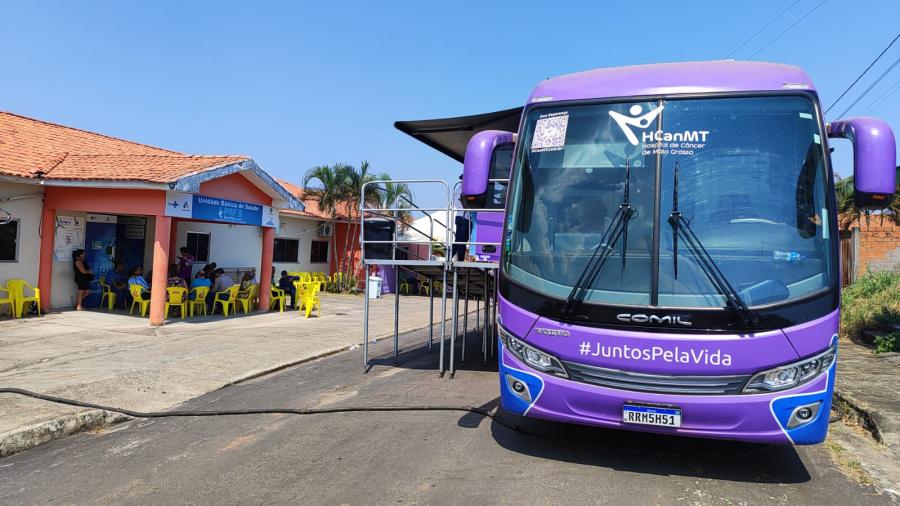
[499,346,835,445]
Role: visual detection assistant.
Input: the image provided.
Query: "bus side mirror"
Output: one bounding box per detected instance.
[461,130,515,209]
[827,117,896,209]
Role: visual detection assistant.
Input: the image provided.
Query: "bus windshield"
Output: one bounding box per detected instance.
[505,95,834,309]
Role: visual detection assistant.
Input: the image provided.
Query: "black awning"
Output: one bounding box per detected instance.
[394,107,522,162]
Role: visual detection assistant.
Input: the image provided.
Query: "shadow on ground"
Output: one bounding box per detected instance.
[368,326,812,485]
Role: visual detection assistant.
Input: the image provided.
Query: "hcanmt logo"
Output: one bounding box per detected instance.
[609,104,665,145]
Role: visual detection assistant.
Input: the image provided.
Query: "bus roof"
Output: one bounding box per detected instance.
[528,60,816,104]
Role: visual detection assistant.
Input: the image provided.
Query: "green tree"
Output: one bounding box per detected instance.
[303,163,351,280]
[338,161,381,289]
[835,175,900,229]
[376,175,414,229]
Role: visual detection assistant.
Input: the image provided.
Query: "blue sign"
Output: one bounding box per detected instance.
[165,191,277,228]
[192,195,262,225]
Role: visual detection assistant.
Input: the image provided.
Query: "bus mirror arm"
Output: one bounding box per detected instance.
[826,117,896,210]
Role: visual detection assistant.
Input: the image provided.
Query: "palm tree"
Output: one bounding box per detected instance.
[303,164,350,280]
[835,175,900,229]
[376,174,414,229]
[337,161,381,287]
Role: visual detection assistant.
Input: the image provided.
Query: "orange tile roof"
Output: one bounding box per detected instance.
[0,111,246,182]
[44,154,247,183]
[277,178,355,221]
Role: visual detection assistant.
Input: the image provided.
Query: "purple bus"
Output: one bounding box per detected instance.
[460,61,896,444]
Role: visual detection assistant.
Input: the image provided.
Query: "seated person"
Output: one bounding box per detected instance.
[239,270,256,292]
[197,262,217,279]
[167,263,187,289]
[189,270,212,300]
[211,268,234,294]
[278,270,298,309]
[209,268,234,311]
[166,264,187,301]
[127,266,150,298]
[106,261,129,307]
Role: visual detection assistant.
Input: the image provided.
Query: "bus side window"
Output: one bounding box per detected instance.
[487,144,514,209]
[795,143,819,239]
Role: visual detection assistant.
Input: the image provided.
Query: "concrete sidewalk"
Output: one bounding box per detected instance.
[0,293,464,457]
[831,339,900,498]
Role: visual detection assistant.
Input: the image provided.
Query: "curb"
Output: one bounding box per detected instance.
[0,317,451,459]
[0,410,130,458]
[832,389,887,446]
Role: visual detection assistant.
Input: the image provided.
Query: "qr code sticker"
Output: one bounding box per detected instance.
[531,113,568,152]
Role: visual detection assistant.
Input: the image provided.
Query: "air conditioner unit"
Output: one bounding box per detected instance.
[318,222,333,237]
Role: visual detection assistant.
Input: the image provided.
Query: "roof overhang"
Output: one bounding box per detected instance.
[394,107,522,162]
[170,159,303,211]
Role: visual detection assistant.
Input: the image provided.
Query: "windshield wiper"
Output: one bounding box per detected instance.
[564,160,636,314]
[667,162,758,325]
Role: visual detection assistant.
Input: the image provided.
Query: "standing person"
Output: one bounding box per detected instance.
[72,249,92,311]
[177,247,195,280]
[453,213,471,261]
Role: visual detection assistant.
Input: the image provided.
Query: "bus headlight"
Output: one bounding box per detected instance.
[498,325,568,378]
[743,344,836,393]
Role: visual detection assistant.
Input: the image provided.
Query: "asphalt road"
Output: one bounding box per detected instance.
[0,326,889,505]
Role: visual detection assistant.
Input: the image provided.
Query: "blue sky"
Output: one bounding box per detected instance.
[2,0,898,207]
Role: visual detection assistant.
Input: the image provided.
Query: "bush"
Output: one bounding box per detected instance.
[840,271,900,352]
[873,331,900,354]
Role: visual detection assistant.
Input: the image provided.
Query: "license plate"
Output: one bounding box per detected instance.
[622,404,682,428]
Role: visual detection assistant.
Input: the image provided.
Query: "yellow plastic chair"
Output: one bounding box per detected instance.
[296,281,321,318]
[212,285,239,316]
[189,286,209,317]
[417,276,430,296]
[298,272,312,283]
[99,277,117,311]
[129,284,151,317]
[313,272,327,290]
[7,279,41,318]
[399,279,410,294]
[236,284,259,314]
[329,272,346,291]
[0,285,13,317]
[270,286,286,312]
[165,287,188,319]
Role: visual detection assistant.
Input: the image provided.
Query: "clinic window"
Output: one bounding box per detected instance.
[186,232,210,263]
[274,238,300,263]
[310,241,329,264]
[0,220,18,261]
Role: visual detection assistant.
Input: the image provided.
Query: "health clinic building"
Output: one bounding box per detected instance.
[0,111,354,324]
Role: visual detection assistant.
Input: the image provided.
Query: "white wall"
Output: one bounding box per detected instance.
[0,181,43,302]
[174,221,263,278]
[49,209,88,308]
[273,215,331,275]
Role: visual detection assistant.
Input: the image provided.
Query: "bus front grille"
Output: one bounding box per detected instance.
[560,361,750,395]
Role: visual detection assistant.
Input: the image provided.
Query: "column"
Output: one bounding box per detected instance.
[149,216,172,326]
[38,207,56,312]
[259,226,274,311]
[168,218,179,261]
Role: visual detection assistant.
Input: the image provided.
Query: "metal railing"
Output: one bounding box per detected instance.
[359,178,508,377]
